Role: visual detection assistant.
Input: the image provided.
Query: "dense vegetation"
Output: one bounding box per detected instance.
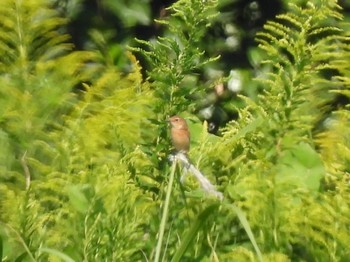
[0,0,349,261]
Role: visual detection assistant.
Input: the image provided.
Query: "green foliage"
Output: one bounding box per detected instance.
[133,0,220,115]
[131,0,221,185]
[137,0,217,111]
[208,0,350,260]
[0,0,92,187]
[0,0,155,261]
[103,0,152,27]
[0,0,350,261]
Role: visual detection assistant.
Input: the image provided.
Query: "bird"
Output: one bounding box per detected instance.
[168,115,190,154]
[168,115,223,199]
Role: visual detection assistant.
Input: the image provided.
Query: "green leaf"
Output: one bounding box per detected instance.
[276,142,325,192]
[228,203,263,262]
[171,203,219,262]
[14,252,28,262]
[66,185,90,214]
[39,247,76,262]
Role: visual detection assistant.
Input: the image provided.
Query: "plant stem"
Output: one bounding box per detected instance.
[154,159,177,262]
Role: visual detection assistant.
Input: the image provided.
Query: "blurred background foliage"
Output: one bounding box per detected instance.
[55,0,350,132]
[0,0,349,261]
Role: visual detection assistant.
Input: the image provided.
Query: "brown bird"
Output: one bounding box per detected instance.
[169,115,190,154]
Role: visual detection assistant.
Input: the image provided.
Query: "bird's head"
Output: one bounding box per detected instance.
[168,115,188,130]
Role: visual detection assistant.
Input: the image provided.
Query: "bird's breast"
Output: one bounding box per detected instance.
[171,128,190,152]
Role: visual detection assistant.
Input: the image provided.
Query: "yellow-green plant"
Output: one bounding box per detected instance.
[1,0,349,261]
[0,0,155,261]
[206,1,350,260]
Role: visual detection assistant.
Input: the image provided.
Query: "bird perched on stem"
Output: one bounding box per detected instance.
[168,115,190,154]
[168,115,223,199]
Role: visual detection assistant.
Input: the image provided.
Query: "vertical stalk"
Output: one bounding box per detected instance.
[154,159,177,262]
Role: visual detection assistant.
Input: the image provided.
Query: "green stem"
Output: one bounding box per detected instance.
[154,159,177,262]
